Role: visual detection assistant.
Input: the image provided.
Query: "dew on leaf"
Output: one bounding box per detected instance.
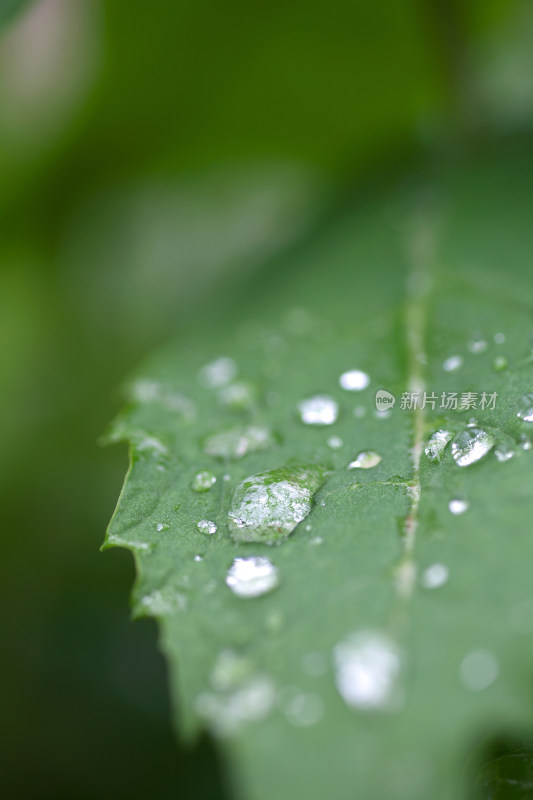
[460,650,499,691]
[425,429,453,463]
[218,381,256,411]
[194,554,203,562]
[204,425,274,460]
[195,673,276,737]
[136,435,168,455]
[225,556,280,598]
[327,435,343,449]
[156,522,169,532]
[517,393,533,422]
[339,369,370,391]
[298,395,339,426]
[420,563,449,589]
[198,357,237,388]
[353,406,366,418]
[448,499,469,515]
[467,339,487,354]
[442,355,463,372]
[493,355,508,371]
[348,451,382,470]
[494,436,516,462]
[494,332,506,344]
[228,464,326,544]
[197,519,218,535]
[374,409,392,419]
[333,630,402,711]
[451,427,495,467]
[191,470,217,492]
[519,434,532,451]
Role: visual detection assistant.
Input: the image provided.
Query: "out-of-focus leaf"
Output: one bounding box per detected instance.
[104,148,533,800]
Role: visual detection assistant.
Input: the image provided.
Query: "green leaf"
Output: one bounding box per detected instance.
[0,0,32,31]
[104,148,533,800]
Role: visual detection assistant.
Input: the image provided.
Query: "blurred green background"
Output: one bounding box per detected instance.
[2,1,533,797]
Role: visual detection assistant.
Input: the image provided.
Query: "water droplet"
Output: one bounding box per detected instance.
[218,381,256,411]
[204,425,274,460]
[420,563,449,589]
[493,356,508,371]
[374,409,391,419]
[460,650,499,691]
[339,369,370,391]
[156,522,169,532]
[298,395,339,426]
[494,436,516,462]
[277,686,324,727]
[451,427,495,467]
[198,357,237,388]
[333,631,402,711]
[196,673,275,737]
[191,470,217,492]
[302,651,327,677]
[194,554,203,562]
[225,556,279,598]
[136,436,168,455]
[443,355,463,372]
[197,519,218,535]
[467,339,488,354]
[309,536,323,545]
[425,429,453,463]
[517,393,533,423]
[494,332,506,344]
[348,451,382,470]
[327,435,343,450]
[448,498,469,515]
[228,464,326,544]
[353,406,366,418]
[210,650,254,692]
[519,434,532,451]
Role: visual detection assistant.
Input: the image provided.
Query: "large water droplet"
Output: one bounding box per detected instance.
[517,393,533,422]
[204,425,274,460]
[298,395,339,425]
[198,357,237,388]
[339,369,370,391]
[197,519,218,535]
[451,427,495,467]
[228,464,325,544]
[425,429,453,463]
[442,355,463,372]
[191,470,217,492]
[225,556,279,598]
[333,631,402,711]
[348,451,382,470]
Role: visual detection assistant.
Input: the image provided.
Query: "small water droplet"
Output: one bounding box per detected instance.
[467,339,487,354]
[448,498,469,515]
[348,451,382,470]
[304,523,312,531]
[156,522,169,532]
[228,464,326,544]
[353,406,367,418]
[191,470,217,492]
[425,429,453,463]
[493,356,508,371]
[225,557,280,598]
[460,649,499,691]
[136,435,168,455]
[494,436,516,462]
[374,409,391,419]
[194,554,203,562]
[197,519,218,535]
[327,435,343,449]
[277,686,324,727]
[494,332,506,344]
[196,669,275,736]
[420,563,449,589]
[519,434,532,451]
[443,355,463,372]
[451,427,495,467]
[204,425,274,460]
[309,536,323,545]
[298,395,339,426]
[333,631,402,711]
[199,357,237,388]
[517,393,533,423]
[339,370,370,391]
[218,381,256,411]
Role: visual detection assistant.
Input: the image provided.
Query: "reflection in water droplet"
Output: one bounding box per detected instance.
[225,557,279,598]
[494,332,506,344]
[197,519,218,535]
[277,686,324,727]
[218,381,256,411]
[425,429,453,463]
[493,356,508,371]
[228,464,325,544]
[421,563,449,589]
[339,370,370,391]
[198,357,237,388]
[460,650,499,691]
[348,451,382,470]
[191,470,217,492]
[327,435,343,450]
[448,499,469,515]
[443,355,463,372]
[204,425,274,460]
[298,395,339,425]
[333,631,402,711]
[517,393,533,423]
[468,339,488,354]
[451,427,495,467]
